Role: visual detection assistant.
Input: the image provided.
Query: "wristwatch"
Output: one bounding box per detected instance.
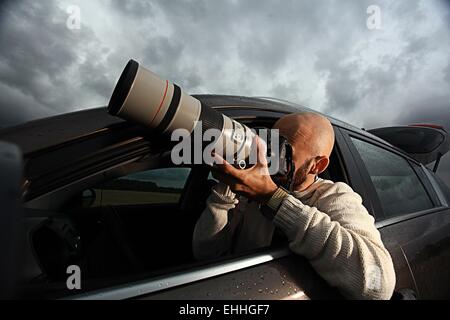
[260,186,290,220]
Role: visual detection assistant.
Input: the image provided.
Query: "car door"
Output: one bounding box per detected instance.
[126,118,355,301]
[121,118,409,300]
[16,119,199,298]
[15,106,413,300]
[9,108,326,299]
[341,129,450,299]
[58,109,352,300]
[21,108,412,300]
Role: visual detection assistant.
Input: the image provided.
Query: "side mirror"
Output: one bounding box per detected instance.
[0,141,24,299]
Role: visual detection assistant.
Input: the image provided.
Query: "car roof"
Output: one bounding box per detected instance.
[0,94,394,156]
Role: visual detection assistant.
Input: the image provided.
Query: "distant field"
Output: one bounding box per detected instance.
[91,189,181,206]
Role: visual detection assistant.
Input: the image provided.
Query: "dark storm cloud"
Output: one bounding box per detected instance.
[107,0,370,92]
[0,2,77,111]
[312,1,450,126]
[0,0,122,127]
[444,61,450,83]
[232,0,326,75]
[110,0,155,18]
[0,83,51,128]
[0,0,449,158]
[316,53,363,114]
[396,96,450,128]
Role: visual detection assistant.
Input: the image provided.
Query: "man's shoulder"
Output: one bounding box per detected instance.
[300,179,366,212]
[315,179,358,198]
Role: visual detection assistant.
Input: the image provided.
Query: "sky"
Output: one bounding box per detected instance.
[0,0,449,184]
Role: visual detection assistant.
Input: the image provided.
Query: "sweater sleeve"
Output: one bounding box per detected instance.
[192,183,240,260]
[273,182,396,300]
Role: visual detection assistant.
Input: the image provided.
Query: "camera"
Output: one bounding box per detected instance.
[107,60,294,186]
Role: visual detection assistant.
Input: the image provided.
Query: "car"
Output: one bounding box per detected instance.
[0,95,449,300]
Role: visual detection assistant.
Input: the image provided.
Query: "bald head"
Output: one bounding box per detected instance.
[273,112,335,158]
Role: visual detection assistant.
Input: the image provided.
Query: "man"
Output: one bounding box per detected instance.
[192,112,396,300]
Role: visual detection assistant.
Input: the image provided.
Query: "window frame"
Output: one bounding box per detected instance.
[333,126,382,219]
[340,128,443,224]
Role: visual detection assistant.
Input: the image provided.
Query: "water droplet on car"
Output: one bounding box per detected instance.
[282,281,285,285]
[258,289,263,293]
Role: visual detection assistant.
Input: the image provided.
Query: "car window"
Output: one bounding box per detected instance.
[84,167,191,207]
[351,138,433,218]
[27,166,194,297]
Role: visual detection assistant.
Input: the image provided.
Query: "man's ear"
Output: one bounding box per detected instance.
[310,156,329,175]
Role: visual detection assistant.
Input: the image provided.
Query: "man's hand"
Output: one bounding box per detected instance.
[211,136,278,203]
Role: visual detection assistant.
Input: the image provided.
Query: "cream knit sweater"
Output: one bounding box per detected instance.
[192,178,396,300]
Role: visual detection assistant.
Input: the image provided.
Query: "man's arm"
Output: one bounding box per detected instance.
[272,182,396,300]
[192,182,240,260]
[207,137,395,299]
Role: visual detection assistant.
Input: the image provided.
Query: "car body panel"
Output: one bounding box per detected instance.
[379,209,450,299]
[339,127,450,299]
[139,253,343,300]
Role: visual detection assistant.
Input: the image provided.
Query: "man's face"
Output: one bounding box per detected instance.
[291,156,315,190]
[289,138,316,190]
[271,133,315,190]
